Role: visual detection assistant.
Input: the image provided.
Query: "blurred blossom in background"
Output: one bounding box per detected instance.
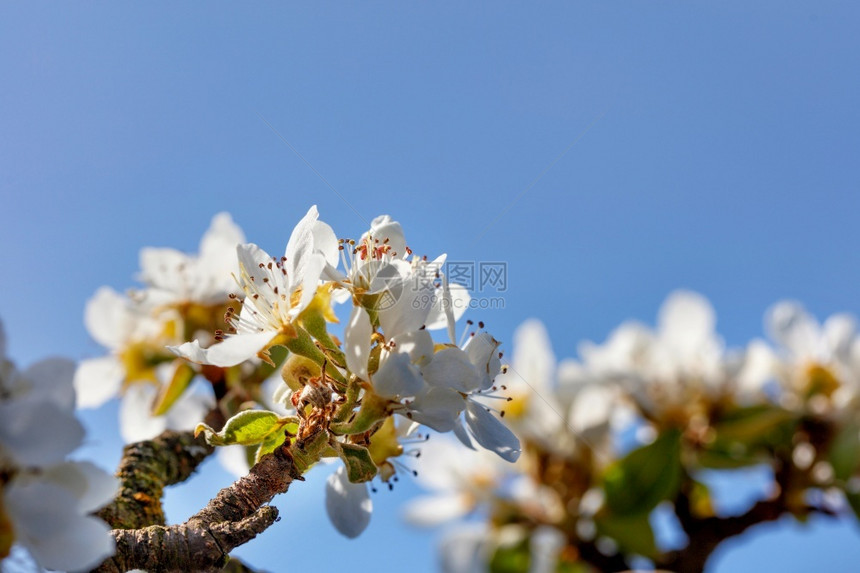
[3,2,860,571]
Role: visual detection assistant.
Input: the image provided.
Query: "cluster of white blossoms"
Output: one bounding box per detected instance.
[408,291,860,572]
[170,207,520,536]
[74,213,247,443]
[76,205,520,539]
[0,318,118,572]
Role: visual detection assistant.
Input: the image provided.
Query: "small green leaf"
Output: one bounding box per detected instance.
[151,362,195,416]
[256,428,290,463]
[489,537,530,573]
[195,410,281,446]
[829,422,860,481]
[339,443,378,483]
[603,430,682,516]
[712,405,795,441]
[594,512,658,558]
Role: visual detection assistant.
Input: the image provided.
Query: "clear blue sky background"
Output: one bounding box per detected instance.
[2,2,859,571]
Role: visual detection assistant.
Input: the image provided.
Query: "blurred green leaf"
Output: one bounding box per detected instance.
[712,405,794,441]
[603,430,682,515]
[151,361,195,416]
[829,422,860,481]
[695,443,761,469]
[594,512,658,559]
[555,560,591,573]
[489,537,530,573]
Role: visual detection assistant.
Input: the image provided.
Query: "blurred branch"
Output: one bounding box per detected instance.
[662,455,832,572]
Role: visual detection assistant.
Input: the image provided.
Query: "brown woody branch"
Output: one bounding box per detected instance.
[92,435,302,573]
[97,430,215,529]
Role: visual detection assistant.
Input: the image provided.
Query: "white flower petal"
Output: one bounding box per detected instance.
[423,347,481,393]
[286,206,323,287]
[290,252,327,319]
[5,479,114,571]
[138,247,187,292]
[0,400,84,466]
[199,212,246,261]
[165,382,215,433]
[464,332,501,390]
[569,385,614,435]
[389,330,434,367]
[579,321,651,374]
[120,385,167,443]
[402,493,470,527]
[452,418,476,450]
[530,526,566,573]
[735,339,776,397]
[658,290,717,356]
[365,215,407,258]
[42,461,119,513]
[766,301,820,359]
[823,313,857,360]
[312,219,340,267]
[508,320,556,394]
[425,281,471,340]
[74,356,124,409]
[169,330,275,367]
[84,287,134,350]
[236,243,275,286]
[22,357,76,411]
[438,523,490,573]
[374,352,423,397]
[324,466,372,538]
[408,387,464,432]
[465,401,521,462]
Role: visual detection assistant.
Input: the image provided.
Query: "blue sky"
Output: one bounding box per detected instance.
[2,2,860,571]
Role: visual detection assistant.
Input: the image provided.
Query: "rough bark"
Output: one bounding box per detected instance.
[92,438,301,573]
[97,430,214,529]
[96,507,277,573]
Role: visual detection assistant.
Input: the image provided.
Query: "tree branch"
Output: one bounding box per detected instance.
[97,430,215,529]
[95,506,278,573]
[93,433,304,572]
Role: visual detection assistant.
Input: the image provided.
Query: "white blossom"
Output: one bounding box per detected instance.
[170,206,335,367]
[1,318,117,571]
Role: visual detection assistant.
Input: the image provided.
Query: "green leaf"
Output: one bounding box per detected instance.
[603,430,682,516]
[696,443,761,469]
[195,410,281,446]
[255,428,290,463]
[555,561,590,573]
[339,443,378,483]
[829,422,860,481]
[594,512,658,558]
[489,537,530,573]
[151,362,195,416]
[712,405,795,441]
